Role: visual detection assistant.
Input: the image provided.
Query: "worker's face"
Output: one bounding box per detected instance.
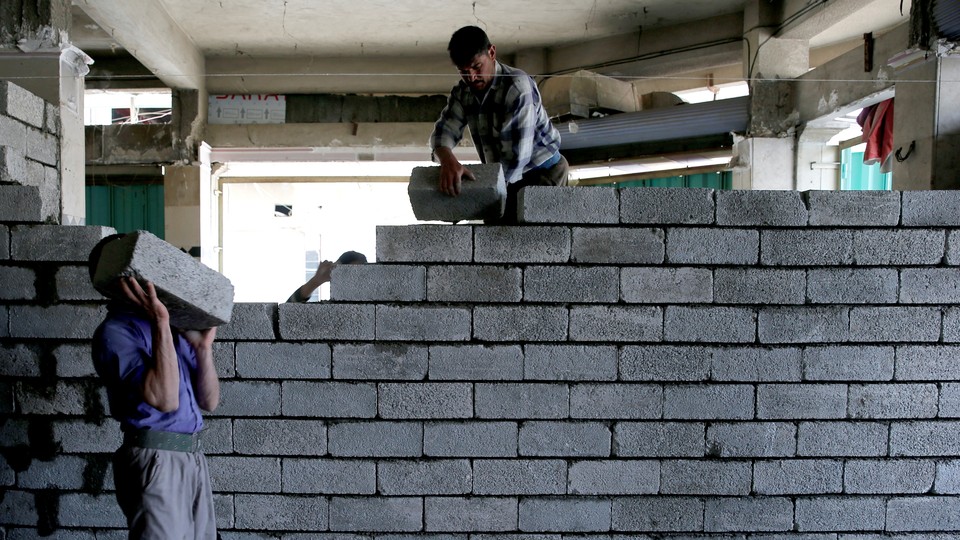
[457,45,496,92]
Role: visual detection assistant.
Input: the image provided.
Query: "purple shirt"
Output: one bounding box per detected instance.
[92,304,204,434]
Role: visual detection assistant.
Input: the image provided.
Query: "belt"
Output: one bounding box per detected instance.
[534,152,562,170]
[123,429,202,453]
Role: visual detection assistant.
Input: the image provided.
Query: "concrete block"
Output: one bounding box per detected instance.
[475,305,568,342]
[569,306,661,342]
[0,224,7,259]
[427,265,522,302]
[568,460,659,495]
[940,382,960,417]
[11,224,114,262]
[706,422,796,458]
[795,497,886,532]
[524,265,619,303]
[901,267,960,303]
[711,346,802,382]
[53,343,94,377]
[519,421,610,457]
[620,187,714,224]
[806,190,901,226]
[714,268,805,305]
[44,101,59,134]
[664,306,756,343]
[473,459,566,495]
[378,382,472,418]
[199,417,233,455]
[9,304,105,339]
[425,497,517,532]
[0,490,37,526]
[517,186,618,224]
[753,459,843,494]
[660,459,751,495]
[716,190,808,226]
[91,230,234,329]
[571,227,664,264]
[283,458,375,494]
[56,493,126,528]
[619,345,711,381]
[704,497,794,532]
[330,264,425,301]
[55,265,104,300]
[849,383,937,419]
[948,230,960,265]
[808,268,898,304]
[216,302,276,340]
[17,454,88,489]
[902,190,960,226]
[429,345,523,380]
[234,419,326,455]
[803,345,894,381]
[208,456,281,493]
[53,420,122,453]
[518,498,611,532]
[936,460,960,493]
[850,307,941,342]
[424,421,518,457]
[279,302,375,340]
[797,421,888,457]
[758,307,849,344]
[409,163,506,222]
[475,383,568,419]
[334,343,428,380]
[282,381,376,418]
[891,421,960,456]
[328,421,422,457]
[211,381,280,417]
[0,266,35,300]
[612,496,704,531]
[525,345,617,381]
[621,267,712,303]
[235,494,327,531]
[663,384,754,420]
[761,229,854,265]
[376,224,473,262]
[666,228,759,264]
[0,344,40,377]
[25,127,57,166]
[377,305,471,341]
[378,459,472,495]
[474,226,571,263]
[570,383,662,419]
[756,383,847,419]
[0,305,7,338]
[844,459,935,493]
[946,308,960,342]
[0,81,44,127]
[0,185,43,222]
[853,229,945,265]
[886,496,960,531]
[236,342,330,379]
[0,114,27,153]
[897,345,960,380]
[0,146,29,185]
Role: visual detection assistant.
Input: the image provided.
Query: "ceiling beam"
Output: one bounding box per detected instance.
[776,0,880,40]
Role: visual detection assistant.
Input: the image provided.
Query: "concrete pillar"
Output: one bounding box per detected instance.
[795,126,845,191]
[164,165,201,252]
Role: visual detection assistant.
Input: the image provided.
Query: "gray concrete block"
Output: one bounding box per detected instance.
[518,186,618,224]
[891,421,960,456]
[850,307,941,342]
[473,459,566,495]
[208,456,281,493]
[808,268,898,304]
[424,421,518,457]
[0,185,43,222]
[334,343,428,380]
[946,308,960,342]
[620,187,715,224]
[935,460,960,493]
[474,226,571,263]
[524,266,619,303]
[797,421,888,457]
[0,81,44,127]
[940,382,960,417]
[279,302,375,340]
[53,420,122,453]
[55,264,104,300]
[53,343,94,377]
[568,459,659,495]
[803,346,894,381]
[619,345,711,381]
[211,381,280,417]
[844,459,934,493]
[806,189,901,226]
[91,230,234,328]
[704,497,794,532]
[378,459,472,495]
[853,229,945,265]
[56,493,126,528]
[377,305,471,341]
[44,101,59,134]
[409,163,506,222]
[0,266,35,300]
[216,302,276,340]
[611,496,704,532]
[717,190,808,226]
[714,268,805,305]
[761,229,854,265]
[795,496,886,532]
[476,383,568,419]
[0,146,29,185]
[379,382,472,418]
[0,114,26,153]
[621,266,712,303]
[571,227,664,264]
[569,306,661,342]
[948,230,960,265]
[330,264,425,301]
[17,454,88,489]
[429,345,523,380]
[897,345,960,380]
[234,419,326,455]
[199,417,233,454]
[663,384,754,420]
[525,345,617,381]
[660,459,751,495]
[0,490,37,526]
[886,496,960,531]
[519,421,611,457]
[9,304,105,339]
[667,227,759,264]
[518,498,611,532]
[11,224,114,262]
[0,344,39,377]
[753,459,843,495]
[665,306,756,343]
[427,265,522,302]
[236,342,330,379]
[711,346,802,382]
[570,383,662,419]
[25,126,57,166]
[903,190,960,226]
[425,496,518,532]
[475,305,568,342]
[235,493,327,531]
[282,458,375,494]
[0,305,7,338]
[376,224,473,262]
[213,341,236,377]
[758,307,849,344]
[901,267,960,303]
[757,383,847,419]
[0,224,7,259]
[282,381,376,418]
[849,383,937,419]
[328,421,422,457]
[706,422,796,458]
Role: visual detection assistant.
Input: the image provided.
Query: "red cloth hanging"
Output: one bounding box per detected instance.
[856,98,894,173]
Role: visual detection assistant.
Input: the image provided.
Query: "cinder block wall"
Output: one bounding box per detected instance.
[3,80,960,538]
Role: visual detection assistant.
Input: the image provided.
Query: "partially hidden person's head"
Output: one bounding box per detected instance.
[336,251,368,265]
[87,233,127,284]
[448,25,496,93]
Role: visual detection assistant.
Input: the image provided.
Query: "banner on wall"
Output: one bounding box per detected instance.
[208,94,286,124]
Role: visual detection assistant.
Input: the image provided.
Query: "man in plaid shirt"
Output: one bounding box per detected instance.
[430,25,568,223]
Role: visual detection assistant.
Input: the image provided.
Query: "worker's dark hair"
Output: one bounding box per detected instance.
[87,233,127,282]
[336,251,368,264]
[448,26,491,67]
